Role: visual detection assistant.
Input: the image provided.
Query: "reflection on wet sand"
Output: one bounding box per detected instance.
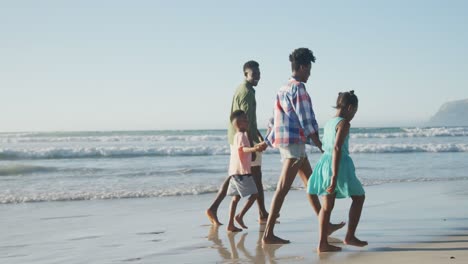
[207,225,284,264]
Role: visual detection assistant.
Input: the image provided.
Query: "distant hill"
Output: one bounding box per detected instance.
[428,99,468,126]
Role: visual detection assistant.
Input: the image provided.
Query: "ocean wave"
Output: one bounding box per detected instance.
[2,127,466,144]
[0,135,227,144]
[0,146,231,160]
[2,177,467,204]
[1,143,468,160]
[351,127,468,138]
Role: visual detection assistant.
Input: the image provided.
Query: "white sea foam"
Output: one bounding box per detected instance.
[2,176,467,204]
[1,143,467,160]
[349,143,468,153]
[0,146,230,160]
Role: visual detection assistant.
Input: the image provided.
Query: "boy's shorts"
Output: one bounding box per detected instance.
[227,174,258,198]
[278,143,307,162]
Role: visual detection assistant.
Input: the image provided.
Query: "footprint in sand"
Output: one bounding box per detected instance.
[327,237,343,244]
[136,231,165,235]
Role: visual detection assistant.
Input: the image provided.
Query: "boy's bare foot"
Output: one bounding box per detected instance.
[344,236,368,247]
[317,243,342,253]
[328,221,346,235]
[206,209,222,226]
[235,215,248,229]
[227,225,242,232]
[262,235,290,244]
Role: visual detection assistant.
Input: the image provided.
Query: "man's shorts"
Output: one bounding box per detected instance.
[251,151,262,167]
[278,143,307,162]
[227,174,258,198]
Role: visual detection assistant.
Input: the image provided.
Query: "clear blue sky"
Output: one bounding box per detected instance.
[1,0,467,131]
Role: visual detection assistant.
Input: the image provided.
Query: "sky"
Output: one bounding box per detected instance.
[1,0,467,131]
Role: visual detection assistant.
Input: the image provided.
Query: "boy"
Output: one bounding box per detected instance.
[226,110,263,232]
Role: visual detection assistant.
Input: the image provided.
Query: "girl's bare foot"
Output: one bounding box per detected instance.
[344,236,368,247]
[206,209,222,226]
[317,243,342,253]
[227,225,242,232]
[262,235,290,244]
[235,215,248,229]
[328,221,346,235]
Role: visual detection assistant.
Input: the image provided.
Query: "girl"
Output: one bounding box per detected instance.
[307,91,367,252]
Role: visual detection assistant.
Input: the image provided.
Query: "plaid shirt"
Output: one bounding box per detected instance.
[265,78,319,147]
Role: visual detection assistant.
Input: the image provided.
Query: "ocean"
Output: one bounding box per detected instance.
[1,127,468,204]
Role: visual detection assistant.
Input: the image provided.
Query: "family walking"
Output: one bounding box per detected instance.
[206,48,367,253]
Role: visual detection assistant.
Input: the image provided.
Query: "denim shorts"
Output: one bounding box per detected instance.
[278,144,307,161]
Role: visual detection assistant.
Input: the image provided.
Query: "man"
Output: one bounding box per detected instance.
[206,60,269,225]
[262,48,344,244]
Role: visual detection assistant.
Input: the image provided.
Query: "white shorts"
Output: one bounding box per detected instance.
[278,144,307,162]
[227,174,258,197]
[251,151,262,167]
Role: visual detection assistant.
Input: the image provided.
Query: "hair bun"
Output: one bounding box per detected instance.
[350,90,355,95]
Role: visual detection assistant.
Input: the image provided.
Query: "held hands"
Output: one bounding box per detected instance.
[310,132,324,153]
[254,142,268,152]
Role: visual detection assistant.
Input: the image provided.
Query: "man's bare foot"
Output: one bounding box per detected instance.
[206,209,222,226]
[235,215,248,229]
[317,243,342,253]
[262,235,290,244]
[328,221,345,235]
[344,236,368,247]
[227,225,242,232]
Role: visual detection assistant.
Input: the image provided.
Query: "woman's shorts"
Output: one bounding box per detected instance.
[278,143,307,161]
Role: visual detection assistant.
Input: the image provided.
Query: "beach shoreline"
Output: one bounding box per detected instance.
[2,180,468,263]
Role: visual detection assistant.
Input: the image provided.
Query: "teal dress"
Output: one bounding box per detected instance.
[307,117,365,198]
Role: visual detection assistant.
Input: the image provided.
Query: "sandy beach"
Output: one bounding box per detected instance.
[1,180,467,263]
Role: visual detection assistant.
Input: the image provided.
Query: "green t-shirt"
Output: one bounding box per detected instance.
[227,81,260,145]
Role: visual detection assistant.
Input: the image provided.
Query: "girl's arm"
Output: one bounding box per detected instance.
[327,120,350,194]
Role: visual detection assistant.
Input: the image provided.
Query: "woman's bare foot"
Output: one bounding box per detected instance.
[344,236,368,247]
[317,243,342,253]
[227,225,242,232]
[328,221,345,235]
[262,235,290,244]
[206,209,222,226]
[235,215,248,229]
